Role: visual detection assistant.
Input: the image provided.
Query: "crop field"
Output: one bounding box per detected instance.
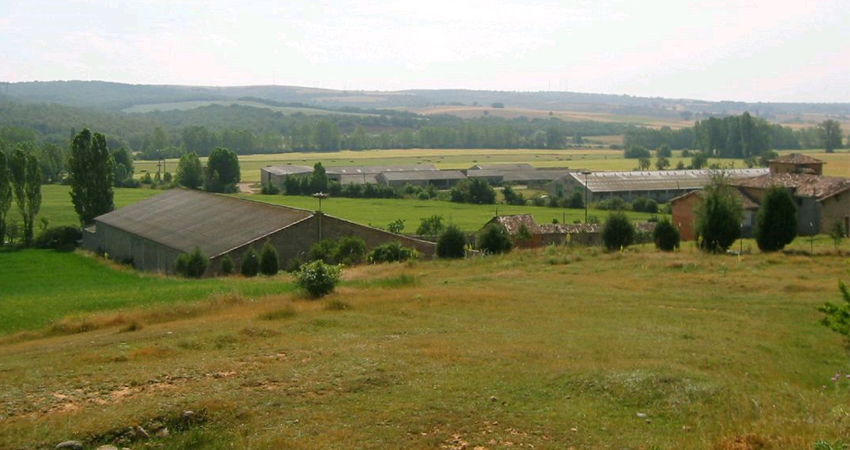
[0,242,848,449]
[135,149,848,184]
[122,100,374,116]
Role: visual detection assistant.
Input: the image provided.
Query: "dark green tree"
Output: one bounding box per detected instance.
[175,247,208,278]
[204,147,240,193]
[695,175,742,253]
[468,178,496,204]
[0,152,12,244]
[241,246,260,277]
[690,151,709,169]
[653,218,680,251]
[9,149,42,246]
[39,143,65,183]
[315,120,340,151]
[477,224,513,255]
[753,186,797,252]
[220,254,235,275]
[259,241,280,275]
[309,162,329,194]
[602,211,635,251]
[416,214,444,239]
[437,224,466,259]
[819,119,843,153]
[176,151,203,189]
[68,129,114,225]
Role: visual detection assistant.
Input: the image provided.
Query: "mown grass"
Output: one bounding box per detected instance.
[0,244,848,449]
[237,194,659,232]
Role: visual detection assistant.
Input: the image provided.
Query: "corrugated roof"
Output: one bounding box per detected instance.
[327,164,438,175]
[733,173,850,201]
[560,168,769,193]
[769,153,824,165]
[261,165,314,176]
[95,189,313,257]
[378,170,467,182]
[470,163,535,170]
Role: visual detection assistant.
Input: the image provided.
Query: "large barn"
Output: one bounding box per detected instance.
[83,189,436,276]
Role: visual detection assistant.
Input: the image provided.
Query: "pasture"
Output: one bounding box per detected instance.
[135,149,848,184]
[38,186,161,228]
[0,244,848,449]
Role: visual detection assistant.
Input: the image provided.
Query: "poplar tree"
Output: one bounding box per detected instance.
[0,152,12,244]
[9,149,42,246]
[69,128,114,225]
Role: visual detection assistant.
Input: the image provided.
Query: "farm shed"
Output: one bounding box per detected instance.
[732,173,850,235]
[326,164,438,185]
[469,163,535,171]
[467,169,571,187]
[377,170,467,188]
[547,168,769,203]
[768,153,824,176]
[83,188,436,276]
[260,165,314,188]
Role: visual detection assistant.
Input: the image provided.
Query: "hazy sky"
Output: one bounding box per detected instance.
[1,0,848,102]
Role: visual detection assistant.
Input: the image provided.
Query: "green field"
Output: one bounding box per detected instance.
[38,186,162,228]
[134,149,849,184]
[1,244,848,448]
[239,193,659,232]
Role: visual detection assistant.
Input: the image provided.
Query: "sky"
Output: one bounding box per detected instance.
[1,0,848,103]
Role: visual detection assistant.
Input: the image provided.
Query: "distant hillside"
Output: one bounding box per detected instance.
[3,81,849,127]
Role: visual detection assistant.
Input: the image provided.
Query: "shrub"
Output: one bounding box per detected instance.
[477,224,513,255]
[241,246,260,277]
[819,281,850,342]
[387,219,405,234]
[530,195,546,207]
[631,196,658,213]
[830,220,846,250]
[437,224,467,259]
[695,175,742,253]
[295,260,342,298]
[602,211,635,251]
[502,185,526,205]
[596,196,630,211]
[753,186,797,252]
[220,254,235,275]
[624,145,651,159]
[416,214,444,239]
[653,218,680,251]
[308,239,339,264]
[259,241,280,275]
[261,183,280,195]
[334,236,367,265]
[566,191,584,209]
[175,247,208,278]
[369,241,419,263]
[34,226,81,251]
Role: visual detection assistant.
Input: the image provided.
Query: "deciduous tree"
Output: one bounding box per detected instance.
[68,128,114,225]
[9,148,42,246]
[176,151,203,189]
[0,152,12,244]
[819,119,843,153]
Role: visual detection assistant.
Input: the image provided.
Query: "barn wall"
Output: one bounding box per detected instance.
[820,191,850,235]
[86,222,182,274]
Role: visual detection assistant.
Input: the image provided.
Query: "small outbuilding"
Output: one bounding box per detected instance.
[260,165,314,188]
[83,188,436,276]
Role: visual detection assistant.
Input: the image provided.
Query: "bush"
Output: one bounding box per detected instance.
[309,239,339,264]
[241,246,260,277]
[477,224,513,255]
[220,254,235,275]
[653,218,680,251]
[631,196,658,213]
[437,224,467,259]
[695,175,742,253]
[261,183,280,195]
[596,196,630,211]
[35,226,81,251]
[624,145,651,159]
[369,241,420,263]
[175,247,208,278]
[830,220,846,249]
[295,260,342,298]
[566,191,584,209]
[819,281,850,341]
[259,241,280,275]
[387,219,405,234]
[416,215,445,239]
[502,185,526,205]
[753,186,797,252]
[334,236,367,265]
[602,211,635,251]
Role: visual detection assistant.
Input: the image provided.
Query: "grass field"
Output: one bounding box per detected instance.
[1,244,848,449]
[38,186,162,228]
[238,193,659,232]
[135,149,848,184]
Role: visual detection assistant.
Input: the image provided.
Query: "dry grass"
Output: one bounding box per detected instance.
[0,244,849,449]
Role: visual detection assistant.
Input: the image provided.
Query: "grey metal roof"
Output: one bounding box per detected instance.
[95,188,313,257]
[327,164,438,175]
[470,163,535,170]
[468,169,571,182]
[378,170,467,182]
[559,168,769,193]
[262,165,314,176]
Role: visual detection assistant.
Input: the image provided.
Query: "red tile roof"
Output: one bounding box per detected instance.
[733,173,850,201]
[768,153,824,165]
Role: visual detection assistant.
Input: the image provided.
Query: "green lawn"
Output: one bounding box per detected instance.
[236,193,660,232]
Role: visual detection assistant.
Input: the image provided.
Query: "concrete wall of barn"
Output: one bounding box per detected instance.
[207,213,437,276]
[84,222,183,275]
